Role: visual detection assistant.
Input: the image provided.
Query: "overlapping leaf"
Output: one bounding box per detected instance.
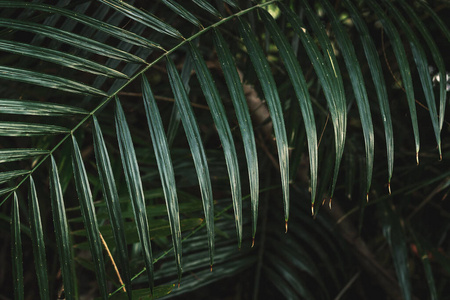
[115,97,154,291]
[142,75,183,281]
[92,116,132,299]
[71,136,108,300]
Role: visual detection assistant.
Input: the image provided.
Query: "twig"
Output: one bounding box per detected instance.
[117,92,210,110]
[334,271,360,300]
[317,113,330,148]
[99,232,126,292]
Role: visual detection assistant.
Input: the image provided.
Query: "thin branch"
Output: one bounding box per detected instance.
[117,92,210,110]
[99,232,125,292]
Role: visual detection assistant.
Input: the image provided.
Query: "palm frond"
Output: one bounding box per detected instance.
[0,1,449,299]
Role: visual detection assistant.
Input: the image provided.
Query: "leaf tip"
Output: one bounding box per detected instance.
[210,265,213,272]
[285,221,288,233]
[366,193,369,203]
[251,237,255,248]
[329,198,332,210]
[416,152,419,165]
[388,182,391,195]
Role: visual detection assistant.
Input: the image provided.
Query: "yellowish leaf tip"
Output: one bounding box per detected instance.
[388,182,391,195]
[416,152,419,165]
[366,193,369,203]
[440,153,443,161]
[322,198,326,206]
[285,221,288,233]
[251,237,255,248]
[311,203,315,216]
[329,198,332,210]
[210,265,213,272]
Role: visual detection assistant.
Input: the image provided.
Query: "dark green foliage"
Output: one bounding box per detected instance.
[0,1,449,299]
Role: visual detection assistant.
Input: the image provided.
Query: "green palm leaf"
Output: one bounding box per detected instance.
[115,97,155,291]
[11,192,23,300]
[71,135,108,300]
[142,75,183,281]
[28,176,50,300]
[238,16,289,228]
[0,1,449,299]
[189,42,243,247]
[92,116,132,299]
[50,156,76,300]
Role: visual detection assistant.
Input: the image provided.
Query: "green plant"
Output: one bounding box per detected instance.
[1,0,449,299]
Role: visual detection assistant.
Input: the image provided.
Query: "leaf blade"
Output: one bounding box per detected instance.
[142,75,183,281]
[0,18,146,64]
[0,99,88,116]
[0,149,48,163]
[92,116,132,300]
[0,122,69,136]
[319,0,374,195]
[115,97,154,291]
[50,156,76,300]
[166,57,215,264]
[213,28,259,240]
[11,192,24,300]
[367,0,420,162]
[0,40,128,79]
[161,0,202,28]
[343,0,394,186]
[98,0,183,39]
[238,17,289,223]
[259,9,318,208]
[0,66,107,96]
[71,136,108,300]
[383,0,441,158]
[28,176,50,300]
[188,42,243,247]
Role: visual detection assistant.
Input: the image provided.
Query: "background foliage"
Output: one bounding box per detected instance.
[1,0,450,299]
